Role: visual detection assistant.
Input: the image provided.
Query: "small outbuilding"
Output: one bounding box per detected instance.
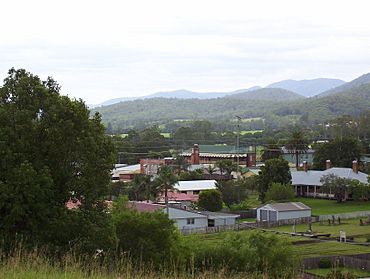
[257,202,311,222]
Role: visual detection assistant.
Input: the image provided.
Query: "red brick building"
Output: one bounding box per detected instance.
[181,144,256,167]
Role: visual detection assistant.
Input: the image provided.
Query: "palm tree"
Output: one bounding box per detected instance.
[216,160,237,177]
[286,129,308,170]
[130,174,153,202]
[154,165,178,215]
[206,165,217,175]
[173,154,189,175]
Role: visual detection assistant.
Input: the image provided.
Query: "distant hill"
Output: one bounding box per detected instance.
[93,87,262,107]
[317,73,370,97]
[274,83,370,123]
[227,88,304,101]
[92,72,370,131]
[267,78,346,97]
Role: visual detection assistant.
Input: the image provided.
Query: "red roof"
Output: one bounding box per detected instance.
[159,192,198,202]
[66,199,81,210]
[127,201,165,212]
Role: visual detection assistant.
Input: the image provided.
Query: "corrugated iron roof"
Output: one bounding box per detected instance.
[260,202,311,212]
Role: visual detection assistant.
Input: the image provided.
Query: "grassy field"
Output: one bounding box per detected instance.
[306,267,370,277]
[240,130,263,135]
[294,198,370,216]
[187,229,370,258]
[275,218,370,238]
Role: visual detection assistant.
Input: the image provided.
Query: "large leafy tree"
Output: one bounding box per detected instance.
[265,183,295,202]
[320,174,352,202]
[257,158,291,202]
[216,180,249,208]
[0,68,115,246]
[198,189,223,212]
[312,137,363,170]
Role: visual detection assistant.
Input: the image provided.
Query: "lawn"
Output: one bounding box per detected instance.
[160,132,171,138]
[275,218,370,238]
[294,240,370,257]
[306,267,370,277]
[294,198,370,216]
[240,130,263,135]
[187,229,370,258]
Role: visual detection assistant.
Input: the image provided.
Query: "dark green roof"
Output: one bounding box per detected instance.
[185,144,254,154]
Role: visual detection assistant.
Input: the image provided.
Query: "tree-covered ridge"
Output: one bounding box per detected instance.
[317,72,370,97]
[94,80,370,131]
[226,87,304,101]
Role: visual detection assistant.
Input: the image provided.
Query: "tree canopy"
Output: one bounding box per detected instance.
[313,137,363,169]
[257,158,292,201]
[198,189,223,212]
[0,68,115,247]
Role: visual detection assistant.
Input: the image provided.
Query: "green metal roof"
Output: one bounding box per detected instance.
[185,144,254,154]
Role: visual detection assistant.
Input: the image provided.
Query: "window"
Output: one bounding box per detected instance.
[187,218,195,225]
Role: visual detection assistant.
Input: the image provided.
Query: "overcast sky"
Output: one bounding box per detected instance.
[1,0,370,104]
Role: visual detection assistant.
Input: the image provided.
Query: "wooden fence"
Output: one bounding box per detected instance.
[303,253,370,271]
[317,210,370,221]
[180,222,255,235]
[256,216,313,228]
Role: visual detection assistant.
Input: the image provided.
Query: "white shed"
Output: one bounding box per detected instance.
[257,202,311,222]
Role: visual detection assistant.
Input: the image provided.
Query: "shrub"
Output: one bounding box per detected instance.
[319,258,332,268]
[112,197,178,265]
[325,269,355,279]
[198,189,223,212]
[181,231,299,278]
[265,183,295,202]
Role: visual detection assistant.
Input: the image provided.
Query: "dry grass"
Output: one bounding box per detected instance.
[0,248,296,279]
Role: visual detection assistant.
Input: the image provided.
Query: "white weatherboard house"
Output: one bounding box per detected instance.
[128,201,239,230]
[257,202,311,222]
[292,161,368,198]
[174,180,217,195]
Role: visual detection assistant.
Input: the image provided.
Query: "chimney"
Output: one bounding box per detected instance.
[191,144,200,164]
[303,161,308,172]
[352,160,358,174]
[325,160,331,170]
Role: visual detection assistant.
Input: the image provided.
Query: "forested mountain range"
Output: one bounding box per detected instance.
[93,76,353,108]
[266,78,345,97]
[227,88,304,101]
[317,73,370,97]
[95,86,262,107]
[93,72,370,131]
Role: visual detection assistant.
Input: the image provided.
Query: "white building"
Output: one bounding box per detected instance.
[292,161,368,198]
[127,201,239,230]
[257,202,311,222]
[174,180,217,195]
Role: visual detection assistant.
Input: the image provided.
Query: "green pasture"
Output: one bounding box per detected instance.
[275,218,370,238]
[306,267,370,277]
[187,229,370,258]
[294,198,370,216]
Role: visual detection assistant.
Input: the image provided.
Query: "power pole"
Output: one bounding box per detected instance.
[235,115,241,179]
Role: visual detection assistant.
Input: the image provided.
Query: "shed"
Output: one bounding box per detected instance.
[257,202,311,222]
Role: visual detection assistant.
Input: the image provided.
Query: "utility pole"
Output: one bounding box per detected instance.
[235,115,241,179]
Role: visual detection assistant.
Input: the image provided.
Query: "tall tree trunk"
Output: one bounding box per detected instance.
[295,151,299,170]
[165,187,169,215]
